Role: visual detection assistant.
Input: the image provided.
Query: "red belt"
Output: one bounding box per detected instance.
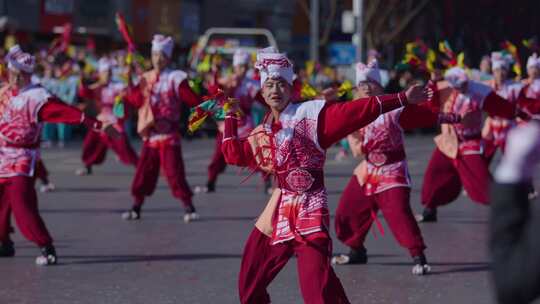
[276,168,324,193]
[152,119,180,135]
[459,132,481,141]
[3,141,39,149]
[366,150,406,167]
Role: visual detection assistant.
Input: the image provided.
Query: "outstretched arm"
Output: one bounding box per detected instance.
[317,93,406,149]
[398,102,461,130]
[38,97,101,129]
[483,92,519,119]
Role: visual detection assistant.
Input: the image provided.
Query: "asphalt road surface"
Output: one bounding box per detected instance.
[0,135,517,304]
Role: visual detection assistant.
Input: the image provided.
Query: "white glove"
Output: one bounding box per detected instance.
[495,121,540,183]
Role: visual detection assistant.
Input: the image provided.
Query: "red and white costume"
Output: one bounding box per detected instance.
[334,61,456,259]
[482,52,524,162]
[125,35,201,216]
[222,49,411,304]
[78,58,138,170]
[520,54,540,113]
[0,79,99,252]
[421,67,525,210]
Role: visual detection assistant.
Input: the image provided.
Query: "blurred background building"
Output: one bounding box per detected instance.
[0,0,539,68]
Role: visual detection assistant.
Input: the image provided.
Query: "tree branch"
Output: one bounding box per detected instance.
[381,0,430,44]
[319,0,337,45]
[296,0,310,18]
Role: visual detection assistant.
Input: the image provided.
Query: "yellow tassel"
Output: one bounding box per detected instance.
[301,83,319,99]
[188,115,208,133]
[337,81,353,97]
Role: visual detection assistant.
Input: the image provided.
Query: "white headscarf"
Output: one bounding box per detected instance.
[444,67,469,88]
[491,52,513,70]
[98,57,112,73]
[233,49,250,67]
[255,47,293,86]
[151,34,174,58]
[355,59,381,86]
[5,45,35,74]
[527,53,540,69]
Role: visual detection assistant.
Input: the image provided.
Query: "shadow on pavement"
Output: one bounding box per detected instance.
[56,253,242,265]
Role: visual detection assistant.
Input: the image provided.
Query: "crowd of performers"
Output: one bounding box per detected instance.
[0,32,539,303]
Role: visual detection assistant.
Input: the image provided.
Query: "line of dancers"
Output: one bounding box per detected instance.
[0,37,539,303]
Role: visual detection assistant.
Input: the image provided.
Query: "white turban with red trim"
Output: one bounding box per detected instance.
[233,49,250,67]
[255,47,293,86]
[355,59,381,86]
[151,34,174,58]
[444,67,469,88]
[527,53,540,69]
[5,45,35,74]
[491,52,513,70]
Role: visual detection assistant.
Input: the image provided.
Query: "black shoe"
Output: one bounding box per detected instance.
[36,245,57,266]
[206,181,216,193]
[0,241,15,257]
[415,208,437,222]
[332,247,368,265]
[412,254,431,275]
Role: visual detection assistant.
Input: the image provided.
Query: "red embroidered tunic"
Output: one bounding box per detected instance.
[351,103,446,195]
[0,84,92,178]
[222,93,407,244]
[438,81,519,155]
[79,82,128,130]
[483,80,524,148]
[127,68,201,144]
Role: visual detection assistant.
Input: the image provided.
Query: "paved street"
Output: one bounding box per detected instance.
[0,135,508,304]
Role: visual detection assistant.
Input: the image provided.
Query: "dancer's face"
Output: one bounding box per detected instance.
[356,80,383,98]
[99,70,110,83]
[151,51,169,71]
[493,67,508,83]
[234,64,247,78]
[261,78,291,112]
[528,66,539,80]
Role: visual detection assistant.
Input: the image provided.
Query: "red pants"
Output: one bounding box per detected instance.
[335,176,426,257]
[34,159,49,184]
[0,176,53,246]
[131,141,194,209]
[239,228,350,304]
[208,132,226,184]
[421,148,490,208]
[82,130,138,167]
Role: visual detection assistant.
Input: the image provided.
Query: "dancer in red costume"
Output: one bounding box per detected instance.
[0,45,103,265]
[222,47,431,303]
[121,35,202,223]
[332,60,460,274]
[75,57,138,176]
[417,67,530,222]
[195,49,268,193]
[482,52,524,164]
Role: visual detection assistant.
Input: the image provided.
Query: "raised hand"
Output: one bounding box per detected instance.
[405,84,433,104]
[320,87,338,102]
